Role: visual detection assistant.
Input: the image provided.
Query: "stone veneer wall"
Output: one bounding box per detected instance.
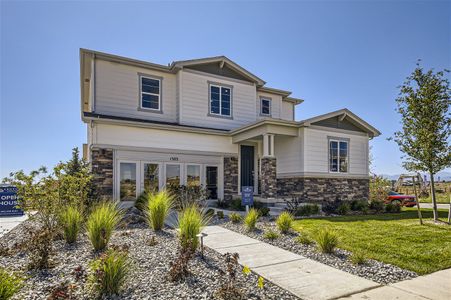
[223,156,238,201]
[91,148,114,201]
[260,157,277,198]
[277,177,369,202]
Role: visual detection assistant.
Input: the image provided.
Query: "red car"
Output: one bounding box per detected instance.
[386,191,417,207]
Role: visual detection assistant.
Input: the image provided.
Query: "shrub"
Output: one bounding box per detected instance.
[230,198,245,211]
[205,208,215,217]
[59,205,83,244]
[257,207,270,217]
[349,250,367,265]
[276,212,294,234]
[295,204,320,216]
[244,208,259,231]
[27,227,54,269]
[145,190,173,231]
[177,205,208,251]
[167,184,209,209]
[216,211,224,219]
[229,212,242,223]
[0,268,23,300]
[296,234,314,245]
[337,203,350,215]
[86,202,123,251]
[263,229,279,240]
[315,228,339,253]
[216,198,229,209]
[216,253,243,299]
[369,200,384,213]
[322,199,342,215]
[385,202,401,213]
[89,249,130,297]
[350,200,368,212]
[168,244,195,282]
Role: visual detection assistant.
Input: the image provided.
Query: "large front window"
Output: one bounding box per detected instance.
[120,162,137,201]
[166,164,181,187]
[186,165,201,187]
[210,84,231,117]
[329,140,348,173]
[143,163,159,193]
[140,76,161,110]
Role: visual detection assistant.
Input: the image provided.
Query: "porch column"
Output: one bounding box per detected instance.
[261,134,277,198]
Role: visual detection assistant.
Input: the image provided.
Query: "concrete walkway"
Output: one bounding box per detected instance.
[420,203,450,210]
[341,268,451,300]
[0,214,28,238]
[202,226,380,300]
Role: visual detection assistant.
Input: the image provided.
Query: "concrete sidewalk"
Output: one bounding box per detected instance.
[420,203,450,210]
[202,226,380,300]
[0,214,28,238]
[341,268,451,300]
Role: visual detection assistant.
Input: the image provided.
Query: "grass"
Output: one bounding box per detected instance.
[276,212,294,233]
[419,193,451,204]
[145,190,173,231]
[263,229,279,240]
[0,268,23,300]
[86,202,123,251]
[293,208,451,274]
[177,205,208,250]
[315,228,339,253]
[244,208,259,231]
[59,205,83,244]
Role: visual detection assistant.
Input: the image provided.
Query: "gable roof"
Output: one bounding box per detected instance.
[300,108,381,137]
[171,56,266,86]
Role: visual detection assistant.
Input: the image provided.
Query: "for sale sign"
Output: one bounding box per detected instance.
[0,185,24,216]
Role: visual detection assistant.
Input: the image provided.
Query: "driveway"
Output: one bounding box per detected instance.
[0,214,28,238]
[419,203,449,209]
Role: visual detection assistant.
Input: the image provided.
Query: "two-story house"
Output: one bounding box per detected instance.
[80,49,380,205]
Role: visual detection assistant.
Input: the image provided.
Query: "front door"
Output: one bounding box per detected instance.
[240,145,254,191]
[206,166,218,199]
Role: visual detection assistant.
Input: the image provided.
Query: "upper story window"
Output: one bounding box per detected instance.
[140,75,161,111]
[260,98,271,116]
[210,84,231,117]
[329,140,348,173]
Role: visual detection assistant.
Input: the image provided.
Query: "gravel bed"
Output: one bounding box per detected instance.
[0,218,299,300]
[218,218,418,285]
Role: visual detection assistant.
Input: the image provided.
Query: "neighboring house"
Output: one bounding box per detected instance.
[80,49,381,205]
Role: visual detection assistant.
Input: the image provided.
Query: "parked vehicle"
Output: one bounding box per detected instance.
[386,191,417,207]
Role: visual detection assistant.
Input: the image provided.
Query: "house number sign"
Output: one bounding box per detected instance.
[170,157,179,161]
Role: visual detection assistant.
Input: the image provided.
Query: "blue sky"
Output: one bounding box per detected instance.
[1,0,450,179]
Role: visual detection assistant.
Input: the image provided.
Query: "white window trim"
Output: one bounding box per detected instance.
[329,139,349,173]
[139,75,161,112]
[260,97,272,116]
[209,83,232,117]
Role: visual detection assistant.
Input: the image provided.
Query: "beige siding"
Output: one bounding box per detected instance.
[256,91,282,120]
[281,101,294,121]
[180,70,257,130]
[303,127,369,176]
[93,123,238,154]
[274,134,303,175]
[95,59,178,122]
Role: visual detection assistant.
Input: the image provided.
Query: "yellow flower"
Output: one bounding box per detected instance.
[258,276,264,289]
[243,265,251,276]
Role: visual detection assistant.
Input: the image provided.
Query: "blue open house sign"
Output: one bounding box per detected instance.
[241,186,254,206]
[0,185,24,216]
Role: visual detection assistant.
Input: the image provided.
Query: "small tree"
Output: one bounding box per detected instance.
[391,62,451,221]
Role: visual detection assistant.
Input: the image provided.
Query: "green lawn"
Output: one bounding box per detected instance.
[293,209,451,275]
[419,193,450,204]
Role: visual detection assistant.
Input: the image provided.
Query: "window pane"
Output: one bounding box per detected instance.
[144,163,159,193]
[211,99,220,114]
[142,94,159,109]
[221,87,230,95]
[222,108,230,116]
[187,165,201,187]
[339,142,348,172]
[329,141,338,172]
[166,164,180,187]
[261,99,270,115]
[120,163,136,201]
[142,78,160,94]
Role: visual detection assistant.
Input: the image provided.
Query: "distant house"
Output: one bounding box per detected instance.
[80,49,380,204]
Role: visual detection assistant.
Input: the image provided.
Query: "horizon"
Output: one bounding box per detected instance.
[1,1,450,178]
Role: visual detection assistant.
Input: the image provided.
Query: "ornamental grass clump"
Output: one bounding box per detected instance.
[315,228,339,254]
[86,202,123,251]
[349,250,368,265]
[0,268,23,300]
[229,212,242,223]
[296,234,314,246]
[59,205,83,244]
[276,212,294,234]
[263,229,279,240]
[89,249,130,297]
[177,205,208,251]
[244,208,259,231]
[145,190,173,231]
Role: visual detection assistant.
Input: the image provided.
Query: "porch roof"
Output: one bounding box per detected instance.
[230,118,299,143]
